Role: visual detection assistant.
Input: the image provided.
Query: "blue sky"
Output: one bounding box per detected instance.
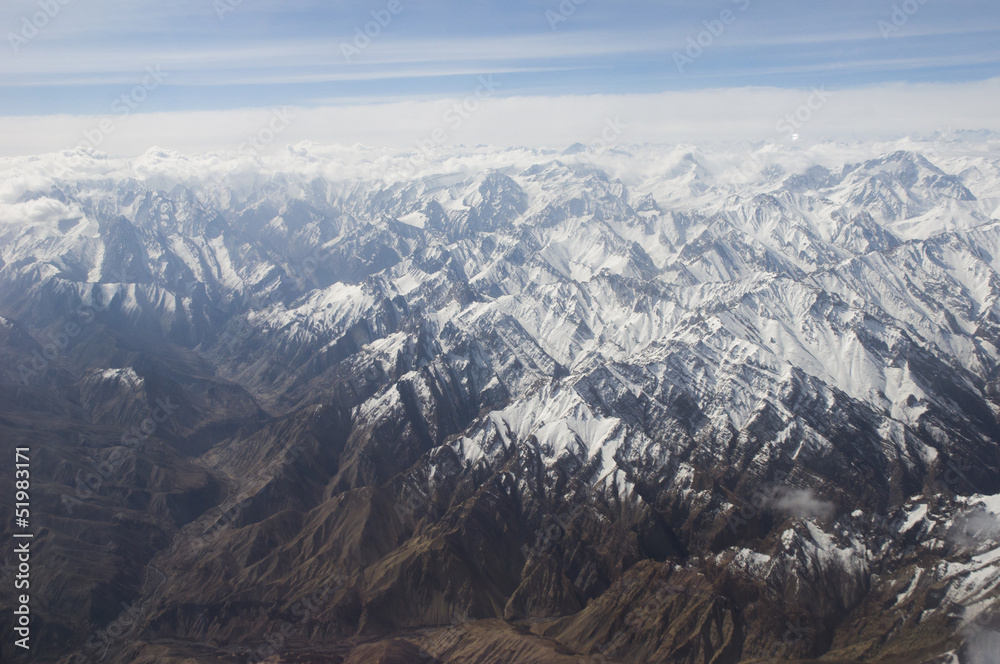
[3,0,999,114]
[0,0,998,154]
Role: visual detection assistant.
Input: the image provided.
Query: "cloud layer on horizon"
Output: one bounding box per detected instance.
[0,78,997,158]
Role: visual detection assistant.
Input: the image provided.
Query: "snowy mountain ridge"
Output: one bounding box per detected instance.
[1,139,999,663]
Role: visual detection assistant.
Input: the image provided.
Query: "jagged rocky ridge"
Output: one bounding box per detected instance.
[0,141,999,663]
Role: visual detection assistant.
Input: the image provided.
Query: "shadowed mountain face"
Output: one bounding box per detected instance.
[1,144,999,663]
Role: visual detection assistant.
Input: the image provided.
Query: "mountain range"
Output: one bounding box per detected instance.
[1,138,999,663]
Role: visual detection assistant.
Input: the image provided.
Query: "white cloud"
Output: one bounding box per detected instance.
[0,78,998,157]
[0,197,81,227]
[769,488,836,520]
[964,631,1000,664]
[949,506,1000,549]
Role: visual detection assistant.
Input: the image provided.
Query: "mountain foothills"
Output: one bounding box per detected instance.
[1,139,999,664]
